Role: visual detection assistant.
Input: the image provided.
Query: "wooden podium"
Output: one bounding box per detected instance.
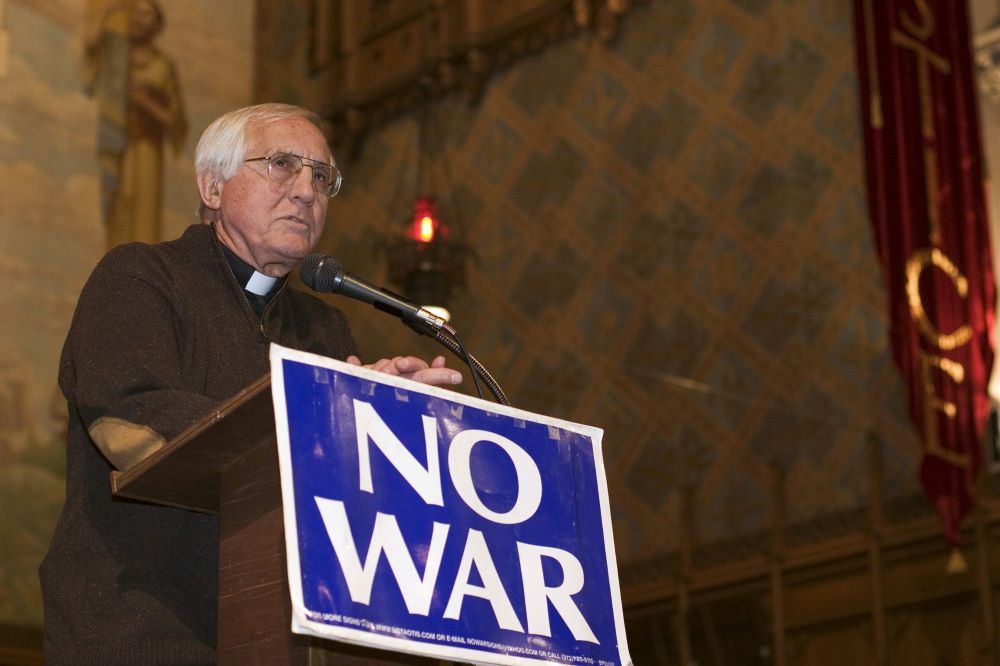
[110,375,429,665]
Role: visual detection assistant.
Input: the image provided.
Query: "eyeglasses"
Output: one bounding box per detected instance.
[244,151,343,198]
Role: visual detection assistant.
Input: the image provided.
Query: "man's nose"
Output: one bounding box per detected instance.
[289,166,316,203]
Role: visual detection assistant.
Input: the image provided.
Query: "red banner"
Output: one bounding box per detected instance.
[852,0,996,545]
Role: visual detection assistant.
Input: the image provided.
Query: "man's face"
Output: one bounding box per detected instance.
[214,116,332,277]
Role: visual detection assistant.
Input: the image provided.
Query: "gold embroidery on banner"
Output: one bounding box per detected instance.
[904,249,973,468]
[890,28,949,139]
[923,145,941,245]
[891,7,950,244]
[905,247,972,350]
[873,0,976,471]
[862,0,883,128]
[919,349,972,469]
[900,0,934,41]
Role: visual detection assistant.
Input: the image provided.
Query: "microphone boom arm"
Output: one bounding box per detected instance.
[427,325,509,406]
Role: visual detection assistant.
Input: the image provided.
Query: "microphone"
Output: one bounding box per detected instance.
[298,254,449,333]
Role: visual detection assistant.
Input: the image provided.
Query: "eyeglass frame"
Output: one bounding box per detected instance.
[243,151,343,198]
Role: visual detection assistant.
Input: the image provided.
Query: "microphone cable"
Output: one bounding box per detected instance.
[299,254,509,405]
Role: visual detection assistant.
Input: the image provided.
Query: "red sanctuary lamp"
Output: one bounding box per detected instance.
[412,197,439,243]
[386,195,467,322]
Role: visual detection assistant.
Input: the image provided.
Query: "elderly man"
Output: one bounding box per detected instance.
[39,103,460,664]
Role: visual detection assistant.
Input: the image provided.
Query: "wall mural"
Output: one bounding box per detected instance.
[0,0,252,631]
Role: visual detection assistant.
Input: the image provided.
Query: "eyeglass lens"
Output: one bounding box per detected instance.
[266,152,341,197]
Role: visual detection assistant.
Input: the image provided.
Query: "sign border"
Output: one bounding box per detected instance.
[270,343,632,666]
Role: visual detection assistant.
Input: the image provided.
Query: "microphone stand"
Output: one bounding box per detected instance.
[402,316,510,406]
[435,328,509,406]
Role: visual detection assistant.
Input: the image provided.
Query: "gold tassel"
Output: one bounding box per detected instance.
[870,94,883,129]
[946,546,969,575]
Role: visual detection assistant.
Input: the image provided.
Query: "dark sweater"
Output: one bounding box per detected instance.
[39,224,358,664]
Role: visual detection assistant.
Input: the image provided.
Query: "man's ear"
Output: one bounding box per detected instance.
[196,170,224,209]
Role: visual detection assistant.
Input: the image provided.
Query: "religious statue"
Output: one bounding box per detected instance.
[84,0,186,248]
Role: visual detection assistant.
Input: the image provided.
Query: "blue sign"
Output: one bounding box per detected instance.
[270,344,632,666]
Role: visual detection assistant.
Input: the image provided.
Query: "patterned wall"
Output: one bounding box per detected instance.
[295,0,927,577]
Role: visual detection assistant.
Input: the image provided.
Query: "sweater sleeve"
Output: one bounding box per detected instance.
[60,250,219,471]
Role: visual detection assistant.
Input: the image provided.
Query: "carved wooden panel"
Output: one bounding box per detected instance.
[318,0,639,155]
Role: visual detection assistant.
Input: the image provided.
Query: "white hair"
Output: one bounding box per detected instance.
[194,103,331,183]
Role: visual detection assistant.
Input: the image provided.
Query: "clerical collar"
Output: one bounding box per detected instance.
[219,243,278,296]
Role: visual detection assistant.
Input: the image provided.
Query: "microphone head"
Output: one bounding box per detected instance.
[299,254,344,292]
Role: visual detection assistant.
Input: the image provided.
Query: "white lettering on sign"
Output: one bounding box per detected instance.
[315,498,449,616]
[354,399,542,523]
[443,528,524,631]
[316,398,600,643]
[448,429,542,524]
[316,498,599,642]
[518,543,598,642]
[354,399,443,506]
